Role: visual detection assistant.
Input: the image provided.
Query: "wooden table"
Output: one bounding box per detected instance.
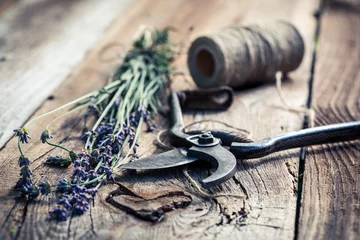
[0,0,359,239]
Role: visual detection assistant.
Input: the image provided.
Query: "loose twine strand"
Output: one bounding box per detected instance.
[275,72,315,127]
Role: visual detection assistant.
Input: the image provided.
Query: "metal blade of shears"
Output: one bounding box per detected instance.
[120,148,198,170]
[187,144,237,187]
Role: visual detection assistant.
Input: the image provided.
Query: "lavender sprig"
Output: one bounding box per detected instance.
[14,128,39,200]
[14,27,173,221]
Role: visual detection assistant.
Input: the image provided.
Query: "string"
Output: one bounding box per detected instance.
[275,72,315,127]
[188,21,305,89]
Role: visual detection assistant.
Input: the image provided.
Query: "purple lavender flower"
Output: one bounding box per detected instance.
[39,181,51,195]
[128,137,139,154]
[80,131,93,141]
[50,206,69,221]
[72,198,90,215]
[138,106,156,132]
[57,196,72,210]
[50,186,97,221]
[19,182,39,199]
[40,130,53,144]
[82,159,90,168]
[90,149,99,158]
[88,170,98,180]
[20,166,32,179]
[45,156,71,167]
[13,128,31,144]
[72,167,87,180]
[78,151,90,158]
[56,179,71,193]
[19,156,30,167]
[84,104,100,121]
[99,166,114,181]
[74,160,81,167]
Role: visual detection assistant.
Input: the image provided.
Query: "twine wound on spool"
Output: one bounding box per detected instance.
[188,21,314,125]
[188,21,304,88]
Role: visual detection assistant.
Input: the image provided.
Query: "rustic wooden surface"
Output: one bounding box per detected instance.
[0,0,133,148]
[0,0,358,239]
[298,0,360,239]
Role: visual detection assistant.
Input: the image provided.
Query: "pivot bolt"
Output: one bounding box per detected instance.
[198,132,214,144]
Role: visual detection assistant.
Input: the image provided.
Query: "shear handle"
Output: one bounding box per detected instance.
[177,87,234,111]
[230,121,360,159]
[169,91,247,147]
[169,92,191,147]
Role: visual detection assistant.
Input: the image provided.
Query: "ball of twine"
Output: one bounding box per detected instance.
[188,21,305,89]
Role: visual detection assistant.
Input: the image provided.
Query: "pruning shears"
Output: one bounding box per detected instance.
[122,89,360,187]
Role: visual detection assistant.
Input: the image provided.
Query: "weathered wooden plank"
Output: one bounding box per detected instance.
[299,1,360,239]
[0,0,319,239]
[0,0,17,14]
[0,0,134,148]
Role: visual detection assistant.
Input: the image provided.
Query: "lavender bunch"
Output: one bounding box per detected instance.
[14,27,174,221]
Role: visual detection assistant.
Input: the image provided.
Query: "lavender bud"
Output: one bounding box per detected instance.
[39,181,51,195]
[45,156,71,168]
[13,128,31,144]
[19,156,30,167]
[40,130,53,144]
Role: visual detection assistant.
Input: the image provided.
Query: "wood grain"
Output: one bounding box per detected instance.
[0,0,320,239]
[0,0,133,148]
[299,0,360,239]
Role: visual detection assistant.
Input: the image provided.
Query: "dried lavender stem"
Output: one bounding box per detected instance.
[46,104,90,130]
[45,139,71,153]
[18,138,24,157]
[25,81,122,128]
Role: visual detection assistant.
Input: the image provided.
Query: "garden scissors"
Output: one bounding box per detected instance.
[122,91,360,187]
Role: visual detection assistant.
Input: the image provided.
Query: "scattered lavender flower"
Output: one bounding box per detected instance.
[14,128,31,144]
[50,204,69,221]
[50,185,97,221]
[19,156,30,167]
[84,104,100,121]
[39,181,51,195]
[72,167,87,180]
[19,182,39,199]
[128,137,139,154]
[99,166,114,182]
[45,156,71,167]
[139,106,156,132]
[40,130,53,143]
[16,171,39,200]
[56,179,71,193]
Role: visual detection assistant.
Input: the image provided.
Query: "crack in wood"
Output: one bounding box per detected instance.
[284,161,298,195]
[232,175,249,199]
[14,201,28,240]
[89,206,98,238]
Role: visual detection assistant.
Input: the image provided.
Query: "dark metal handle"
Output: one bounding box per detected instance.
[169,92,190,147]
[230,121,360,159]
[177,87,234,111]
[169,89,236,147]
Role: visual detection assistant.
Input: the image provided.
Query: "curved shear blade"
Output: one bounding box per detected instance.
[187,144,237,188]
[120,148,198,170]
